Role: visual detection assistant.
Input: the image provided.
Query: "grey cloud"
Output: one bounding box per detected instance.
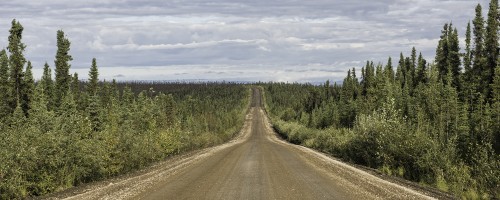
[0,0,490,82]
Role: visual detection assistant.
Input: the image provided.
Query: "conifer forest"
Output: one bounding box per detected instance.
[265,2,499,198]
[0,20,249,198]
[0,1,499,199]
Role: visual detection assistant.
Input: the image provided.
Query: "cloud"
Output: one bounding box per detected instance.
[98,39,268,51]
[0,0,490,82]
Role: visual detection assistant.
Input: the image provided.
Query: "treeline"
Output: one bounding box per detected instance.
[0,20,249,198]
[264,1,499,199]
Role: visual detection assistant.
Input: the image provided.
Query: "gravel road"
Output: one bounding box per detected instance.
[46,88,439,200]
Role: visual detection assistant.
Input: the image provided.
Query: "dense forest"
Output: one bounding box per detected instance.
[2,1,500,199]
[0,20,250,198]
[264,1,499,199]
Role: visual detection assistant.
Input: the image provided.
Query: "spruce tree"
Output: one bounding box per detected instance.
[29,83,55,134]
[10,104,26,128]
[121,85,134,106]
[410,47,417,87]
[111,79,119,100]
[404,57,413,93]
[7,19,26,109]
[396,53,406,88]
[21,61,34,116]
[464,22,473,78]
[87,94,101,132]
[494,60,500,103]
[0,50,11,120]
[448,27,461,89]
[491,57,500,153]
[472,4,486,94]
[40,62,54,109]
[351,67,360,99]
[71,72,80,102]
[86,59,101,132]
[463,22,474,101]
[415,52,428,85]
[411,47,417,71]
[54,30,73,108]
[484,0,499,100]
[435,23,461,88]
[88,58,99,96]
[361,61,374,97]
[384,57,394,82]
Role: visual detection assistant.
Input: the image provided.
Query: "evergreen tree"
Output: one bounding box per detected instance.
[484,0,499,100]
[86,60,101,132]
[10,104,26,128]
[111,79,119,100]
[472,4,486,94]
[491,58,500,153]
[7,19,26,109]
[464,22,473,77]
[448,27,461,89]
[396,53,406,88]
[341,69,353,100]
[361,61,375,97]
[0,50,11,120]
[409,47,417,87]
[463,22,474,101]
[71,72,80,102]
[21,61,34,116]
[40,62,54,109]
[57,89,79,128]
[121,86,134,106]
[491,61,500,103]
[351,67,360,99]
[404,56,413,94]
[415,52,428,85]
[384,57,394,82]
[88,58,99,96]
[411,47,417,71]
[87,95,101,132]
[28,83,56,134]
[54,30,73,108]
[439,71,460,145]
[436,23,449,82]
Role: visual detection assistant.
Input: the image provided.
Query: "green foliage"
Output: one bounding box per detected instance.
[262,2,500,197]
[71,73,80,102]
[7,19,26,109]
[21,61,34,116]
[492,63,500,154]
[0,82,249,198]
[415,53,428,85]
[472,4,488,98]
[265,78,499,198]
[0,49,11,120]
[484,0,499,100]
[384,57,395,82]
[0,22,250,198]
[40,62,54,110]
[264,5,500,193]
[87,58,99,96]
[54,30,73,108]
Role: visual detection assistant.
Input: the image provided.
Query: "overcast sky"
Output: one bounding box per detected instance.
[0,0,490,82]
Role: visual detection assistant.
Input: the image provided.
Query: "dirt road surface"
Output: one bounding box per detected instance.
[47,88,440,200]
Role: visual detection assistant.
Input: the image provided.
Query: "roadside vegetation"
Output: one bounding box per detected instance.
[0,20,249,198]
[263,1,500,199]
